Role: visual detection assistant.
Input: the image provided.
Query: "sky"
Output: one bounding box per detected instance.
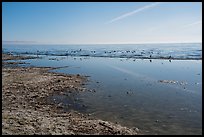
[2,2,202,44]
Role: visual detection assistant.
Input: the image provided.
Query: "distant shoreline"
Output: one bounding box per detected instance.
[2,41,202,45]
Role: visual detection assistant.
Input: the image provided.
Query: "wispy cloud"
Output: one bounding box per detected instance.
[106,2,162,24]
[146,20,202,34]
[183,20,202,28]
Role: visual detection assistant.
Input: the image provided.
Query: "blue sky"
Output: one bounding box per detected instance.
[2,2,202,44]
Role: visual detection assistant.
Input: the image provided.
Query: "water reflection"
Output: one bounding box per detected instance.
[20,56,202,135]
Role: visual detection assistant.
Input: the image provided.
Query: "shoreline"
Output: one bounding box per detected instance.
[2,53,139,135]
[2,53,202,60]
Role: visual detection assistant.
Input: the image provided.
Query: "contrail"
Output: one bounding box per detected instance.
[183,20,202,28]
[106,2,162,24]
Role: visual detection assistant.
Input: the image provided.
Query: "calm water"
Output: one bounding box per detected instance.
[2,44,202,135]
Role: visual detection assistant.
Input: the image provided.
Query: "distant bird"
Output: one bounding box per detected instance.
[150,55,152,58]
[37,50,39,57]
[66,51,68,56]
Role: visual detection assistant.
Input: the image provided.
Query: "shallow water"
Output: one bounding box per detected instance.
[2,44,202,135]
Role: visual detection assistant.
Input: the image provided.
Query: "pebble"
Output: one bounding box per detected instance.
[133,127,139,132]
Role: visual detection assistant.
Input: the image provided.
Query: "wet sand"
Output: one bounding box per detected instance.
[2,54,139,135]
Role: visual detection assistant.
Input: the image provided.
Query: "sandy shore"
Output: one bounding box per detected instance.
[2,54,139,135]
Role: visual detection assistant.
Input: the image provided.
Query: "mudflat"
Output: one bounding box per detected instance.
[2,54,139,135]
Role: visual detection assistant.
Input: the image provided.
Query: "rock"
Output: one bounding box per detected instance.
[133,127,139,132]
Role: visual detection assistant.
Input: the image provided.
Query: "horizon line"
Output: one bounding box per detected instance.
[2,41,202,45]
